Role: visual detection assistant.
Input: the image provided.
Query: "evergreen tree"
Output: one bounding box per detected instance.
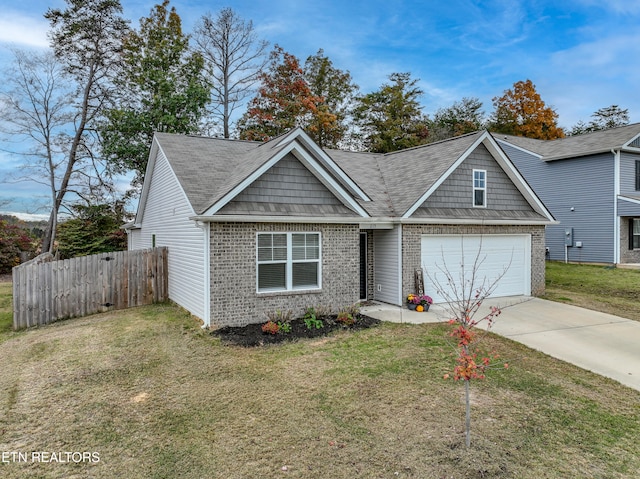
[101,0,210,188]
[354,72,429,153]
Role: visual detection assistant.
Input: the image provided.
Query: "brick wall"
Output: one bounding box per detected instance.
[209,222,360,327]
[401,224,546,301]
[620,217,640,263]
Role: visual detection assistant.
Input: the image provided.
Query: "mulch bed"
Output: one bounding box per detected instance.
[211,314,381,347]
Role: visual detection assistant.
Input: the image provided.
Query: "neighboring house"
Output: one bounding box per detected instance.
[497,124,640,265]
[125,128,554,328]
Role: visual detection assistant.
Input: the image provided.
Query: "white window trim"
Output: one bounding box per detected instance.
[256,232,322,293]
[633,219,640,250]
[473,169,487,208]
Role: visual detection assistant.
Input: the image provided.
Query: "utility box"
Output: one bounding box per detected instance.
[564,228,573,246]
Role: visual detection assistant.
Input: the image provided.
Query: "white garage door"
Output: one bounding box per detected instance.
[421,235,531,304]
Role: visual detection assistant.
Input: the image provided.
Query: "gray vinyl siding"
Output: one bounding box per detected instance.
[630,137,640,148]
[617,198,640,216]
[417,143,533,215]
[502,142,615,263]
[373,226,401,305]
[138,149,205,319]
[619,151,640,195]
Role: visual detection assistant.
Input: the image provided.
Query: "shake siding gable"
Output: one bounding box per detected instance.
[232,153,344,206]
[503,142,615,263]
[138,148,205,319]
[419,143,532,212]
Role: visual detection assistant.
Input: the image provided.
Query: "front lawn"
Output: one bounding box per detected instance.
[543,261,640,321]
[0,290,639,478]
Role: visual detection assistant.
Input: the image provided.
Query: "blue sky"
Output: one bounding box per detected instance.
[2,0,640,218]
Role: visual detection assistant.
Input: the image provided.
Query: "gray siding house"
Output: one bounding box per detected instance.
[497,124,640,264]
[126,128,554,328]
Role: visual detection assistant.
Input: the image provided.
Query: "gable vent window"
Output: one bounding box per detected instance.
[473,169,487,207]
[636,161,640,191]
[257,232,321,292]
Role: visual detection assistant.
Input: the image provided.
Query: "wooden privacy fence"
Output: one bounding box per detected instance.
[12,247,168,330]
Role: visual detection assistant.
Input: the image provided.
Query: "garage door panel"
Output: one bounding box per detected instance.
[421,235,530,303]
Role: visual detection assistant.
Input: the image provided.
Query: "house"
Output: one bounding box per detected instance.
[496,124,640,265]
[125,128,555,328]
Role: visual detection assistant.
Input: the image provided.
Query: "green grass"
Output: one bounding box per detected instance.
[1,281,639,478]
[0,282,14,336]
[542,261,640,321]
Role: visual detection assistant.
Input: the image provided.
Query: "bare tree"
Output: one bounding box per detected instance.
[424,236,512,449]
[30,0,129,253]
[193,8,268,138]
[0,50,74,253]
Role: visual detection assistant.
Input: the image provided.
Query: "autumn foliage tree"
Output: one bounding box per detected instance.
[0,219,36,274]
[304,49,359,149]
[238,46,327,141]
[490,79,564,140]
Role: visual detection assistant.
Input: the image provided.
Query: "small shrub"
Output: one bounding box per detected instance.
[277,321,291,333]
[261,321,279,335]
[312,304,333,320]
[303,307,324,330]
[266,309,293,323]
[336,312,355,326]
[340,303,361,317]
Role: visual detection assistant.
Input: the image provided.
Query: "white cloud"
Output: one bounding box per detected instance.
[0,12,49,48]
[0,211,50,222]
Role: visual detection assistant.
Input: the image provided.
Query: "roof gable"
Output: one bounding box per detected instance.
[216,152,359,217]
[403,131,554,221]
[202,129,369,217]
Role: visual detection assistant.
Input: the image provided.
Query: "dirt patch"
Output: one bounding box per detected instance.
[211,314,381,347]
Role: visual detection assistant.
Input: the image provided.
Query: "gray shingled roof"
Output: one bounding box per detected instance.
[498,123,640,161]
[153,129,529,219]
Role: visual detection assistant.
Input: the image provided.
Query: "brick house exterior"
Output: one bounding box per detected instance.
[126,129,555,328]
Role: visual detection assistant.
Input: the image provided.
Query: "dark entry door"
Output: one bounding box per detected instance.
[359,232,367,300]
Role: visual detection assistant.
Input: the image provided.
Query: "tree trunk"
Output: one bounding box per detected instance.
[465,379,471,449]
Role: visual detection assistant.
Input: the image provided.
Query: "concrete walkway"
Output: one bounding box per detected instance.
[361,297,640,391]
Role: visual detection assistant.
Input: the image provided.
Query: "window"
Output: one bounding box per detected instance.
[636,161,640,191]
[257,233,321,292]
[631,219,640,250]
[473,169,486,207]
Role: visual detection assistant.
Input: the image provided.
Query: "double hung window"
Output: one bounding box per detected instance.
[473,169,486,207]
[257,233,321,292]
[632,219,640,250]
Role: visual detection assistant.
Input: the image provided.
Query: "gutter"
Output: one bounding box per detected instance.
[190,215,558,227]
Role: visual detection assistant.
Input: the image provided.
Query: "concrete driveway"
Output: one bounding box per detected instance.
[361,297,640,391]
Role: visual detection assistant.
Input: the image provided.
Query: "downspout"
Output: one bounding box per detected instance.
[397,224,403,306]
[612,149,620,264]
[196,221,211,328]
